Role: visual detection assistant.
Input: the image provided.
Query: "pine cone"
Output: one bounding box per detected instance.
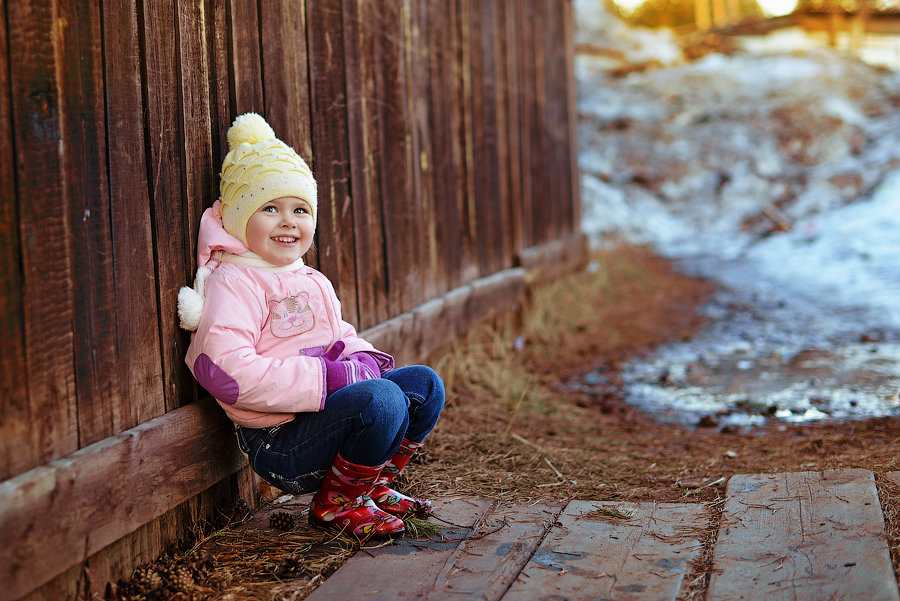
[269,510,295,531]
[275,553,306,578]
[163,565,195,593]
[131,566,163,593]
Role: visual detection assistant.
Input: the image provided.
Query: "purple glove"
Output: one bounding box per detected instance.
[321,341,380,396]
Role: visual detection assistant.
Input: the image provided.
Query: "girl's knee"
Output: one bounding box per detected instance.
[354,378,409,426]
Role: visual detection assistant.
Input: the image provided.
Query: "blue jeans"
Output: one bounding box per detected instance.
[236,365,445,494]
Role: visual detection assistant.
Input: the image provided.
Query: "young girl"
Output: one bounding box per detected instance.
[178,113,444,539]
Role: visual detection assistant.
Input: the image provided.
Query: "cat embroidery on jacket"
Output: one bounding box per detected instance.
[269,292,315,337]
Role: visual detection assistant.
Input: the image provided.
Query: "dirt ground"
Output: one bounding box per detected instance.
[110,242,900,601]
[418,243,900,506]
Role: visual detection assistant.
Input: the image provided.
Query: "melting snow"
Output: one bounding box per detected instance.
[573,1,900,427]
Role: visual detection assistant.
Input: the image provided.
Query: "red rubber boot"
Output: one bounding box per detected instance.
[309,454,405,538]
[370,439,433,517]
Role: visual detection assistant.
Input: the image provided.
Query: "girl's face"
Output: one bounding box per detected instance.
[245,196,315,266]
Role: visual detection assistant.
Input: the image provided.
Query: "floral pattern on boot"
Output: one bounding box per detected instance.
[309,454,405,538]
[370,439,433,518]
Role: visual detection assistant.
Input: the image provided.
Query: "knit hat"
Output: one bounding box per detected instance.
[219,113,317,245]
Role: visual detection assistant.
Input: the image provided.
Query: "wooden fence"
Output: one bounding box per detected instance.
[0,1,582,599]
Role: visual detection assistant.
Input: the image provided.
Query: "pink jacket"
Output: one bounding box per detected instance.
[185,203,393,428]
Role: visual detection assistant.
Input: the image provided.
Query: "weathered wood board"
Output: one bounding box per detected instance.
[707,469,898,601]
[503,501,705,601]
[306,497,566,601]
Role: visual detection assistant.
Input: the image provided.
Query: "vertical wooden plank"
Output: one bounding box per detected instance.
[708,470,899,601]
[228,0,264,114]
[544,0,571,241]
[210,0,233,180]
[6,0,79,472]
[102,0,165,434]
[409,0,442,300]
[260,0,311,161]
[423,0,467,295]
[370,0,417,316]
[0,0,30,482]
[470,0,507,276]
[56,1,121,447]
[140,0,195,411]
[306,0,359,324]
[342,0,389,329]
[492,0,513,268]
[530,0,549,246]
[404,0,435,306]
[500,1,524,258]
[562,0,581,238]
[515,0,535,250]
[457,0,480,284]
[178,0,216,273]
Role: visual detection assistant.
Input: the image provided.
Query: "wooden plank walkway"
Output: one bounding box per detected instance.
[305,469,900,601]
[708,470,898,601]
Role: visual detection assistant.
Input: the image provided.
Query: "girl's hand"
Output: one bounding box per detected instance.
[321,342,379,395]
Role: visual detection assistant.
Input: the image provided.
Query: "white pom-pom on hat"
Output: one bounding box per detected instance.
[226,112,276,149]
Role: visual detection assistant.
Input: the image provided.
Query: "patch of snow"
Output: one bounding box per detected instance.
[573,1,900,427]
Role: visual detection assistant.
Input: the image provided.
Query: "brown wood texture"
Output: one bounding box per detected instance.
[374,0,420,316]
[101,0,165,435]
[260,0,312,162]
[141,0,196,412]
[57,0,120,448]
[21,475,245,601]
[515,3,536,249]
[228,0,264,114]
[469,0,510,277]
[0,0,29,482]
[562,0,583,233]
[423,0,468,296]
[343,0,390,329]
[501,2,525,258]
[306,0,360,324]
[307,498,566,601]
[6,0,80,474]
[178,0,217,313]
[209,0,233,181]
[504,501,705,601]
[408,0,440,304]
[0,1,580,596]
[708,470,899,601]
[0,398,245,601]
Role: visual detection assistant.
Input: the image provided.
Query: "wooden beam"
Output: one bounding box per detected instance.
[0,399,245,601]
[361,266,527,366]
[516,231,590,287]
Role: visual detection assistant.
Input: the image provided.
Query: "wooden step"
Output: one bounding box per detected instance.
[305,497,566,601]
[707,469,899,601]
[503,501,705,601]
